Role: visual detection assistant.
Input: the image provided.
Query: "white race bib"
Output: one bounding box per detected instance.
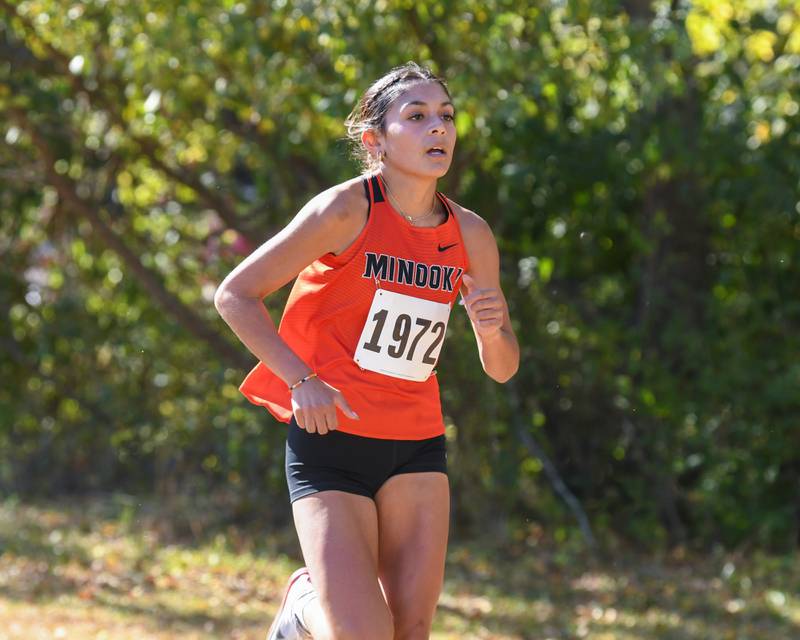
[353,289,451,382]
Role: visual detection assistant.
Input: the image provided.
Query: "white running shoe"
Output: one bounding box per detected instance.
[266,567,315,640]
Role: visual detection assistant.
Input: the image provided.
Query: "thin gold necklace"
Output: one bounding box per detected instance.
[380,174,439,226]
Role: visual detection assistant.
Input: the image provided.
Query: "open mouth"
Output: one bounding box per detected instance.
[426,146,447,156]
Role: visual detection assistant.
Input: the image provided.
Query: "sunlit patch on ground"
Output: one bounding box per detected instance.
[1,497,798,639]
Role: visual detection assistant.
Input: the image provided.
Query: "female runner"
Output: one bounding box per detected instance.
[214,62,519,640]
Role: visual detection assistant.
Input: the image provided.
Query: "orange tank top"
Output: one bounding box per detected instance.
[238,173,470,439]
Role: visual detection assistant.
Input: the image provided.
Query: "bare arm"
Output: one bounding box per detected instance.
[459,213,519,383]
[213,181,366,433]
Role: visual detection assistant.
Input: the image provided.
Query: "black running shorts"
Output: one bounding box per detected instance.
[284,417,448,503]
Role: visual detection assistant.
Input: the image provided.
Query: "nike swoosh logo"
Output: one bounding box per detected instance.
[438,243,458,252]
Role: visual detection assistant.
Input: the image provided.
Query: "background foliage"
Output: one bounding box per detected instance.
[2,0,799,551]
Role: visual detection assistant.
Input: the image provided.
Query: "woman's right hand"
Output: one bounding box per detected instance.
[290,376,359,435]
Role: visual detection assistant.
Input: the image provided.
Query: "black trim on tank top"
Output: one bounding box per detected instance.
[362,178,371,219]
[370,175,385,203]
[436,192,452,221]
[367,174,451,224]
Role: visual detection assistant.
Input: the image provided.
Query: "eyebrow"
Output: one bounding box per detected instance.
[400,100,455,110]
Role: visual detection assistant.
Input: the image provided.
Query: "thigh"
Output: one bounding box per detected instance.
[375,471,450,640]
[292,490,393,637]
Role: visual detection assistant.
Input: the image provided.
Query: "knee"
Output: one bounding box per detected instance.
[393,613,434,640]
[323,608,394,640]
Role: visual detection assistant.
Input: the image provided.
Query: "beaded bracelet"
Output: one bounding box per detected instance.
[289,372,318,391]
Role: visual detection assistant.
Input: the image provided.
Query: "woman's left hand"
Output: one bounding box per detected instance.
[460,273,504,337]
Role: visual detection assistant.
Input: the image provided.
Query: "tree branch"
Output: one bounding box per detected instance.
[9,106,251,371]
[507,377,598,550]
[0,1,258,244]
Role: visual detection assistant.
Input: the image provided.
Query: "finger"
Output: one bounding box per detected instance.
[471,310,503,322]
[304,411,319,434]
[466,302,501,323]
[462,273,477,293]
[314,413,329,435]
[324,407,338,432]
[470,309,503,322]
[314,409,332,435]
[474,303,502,315]
[333,393,360,420]
[313,408,333,435]
[476,313,503,326]
[294,408,305,430]
[469,297,501,312]
[474,317,502,329]
[463,290,497,307]
[459,274,476,304]
[476,309,503,321]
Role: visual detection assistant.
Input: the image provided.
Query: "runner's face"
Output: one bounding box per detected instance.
[380,81,456,178]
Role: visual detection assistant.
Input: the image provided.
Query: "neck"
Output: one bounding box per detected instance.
[379,167,438,218]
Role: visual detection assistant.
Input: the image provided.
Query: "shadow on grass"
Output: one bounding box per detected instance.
[89,591,268,635]
[2,496,798,640]
[438,538,800,640]
[0,493,294,636]
[0,531,92,568]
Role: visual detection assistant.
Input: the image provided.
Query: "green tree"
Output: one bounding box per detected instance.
[2,0,799,550]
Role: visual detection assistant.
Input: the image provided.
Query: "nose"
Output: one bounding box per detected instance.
[429,116,446,135]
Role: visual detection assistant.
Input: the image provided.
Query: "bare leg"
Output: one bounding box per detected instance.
[292,490,394,640]
[375,472,450,640]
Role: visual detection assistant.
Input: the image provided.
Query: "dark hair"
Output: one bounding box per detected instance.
[344,61,452,173]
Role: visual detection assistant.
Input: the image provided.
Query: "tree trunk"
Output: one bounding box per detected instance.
[630,79,712,545]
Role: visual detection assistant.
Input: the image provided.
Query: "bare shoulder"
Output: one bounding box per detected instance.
[215,176,370,299]
[318,175,368,216]
[304,176,369,255]
[442,197,500,282]
[305,175,368,226]
[444,197,496,249]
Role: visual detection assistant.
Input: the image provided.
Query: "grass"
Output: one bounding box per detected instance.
[0,494,798,639]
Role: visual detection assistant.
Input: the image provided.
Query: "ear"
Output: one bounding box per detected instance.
[361,129,382,159]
